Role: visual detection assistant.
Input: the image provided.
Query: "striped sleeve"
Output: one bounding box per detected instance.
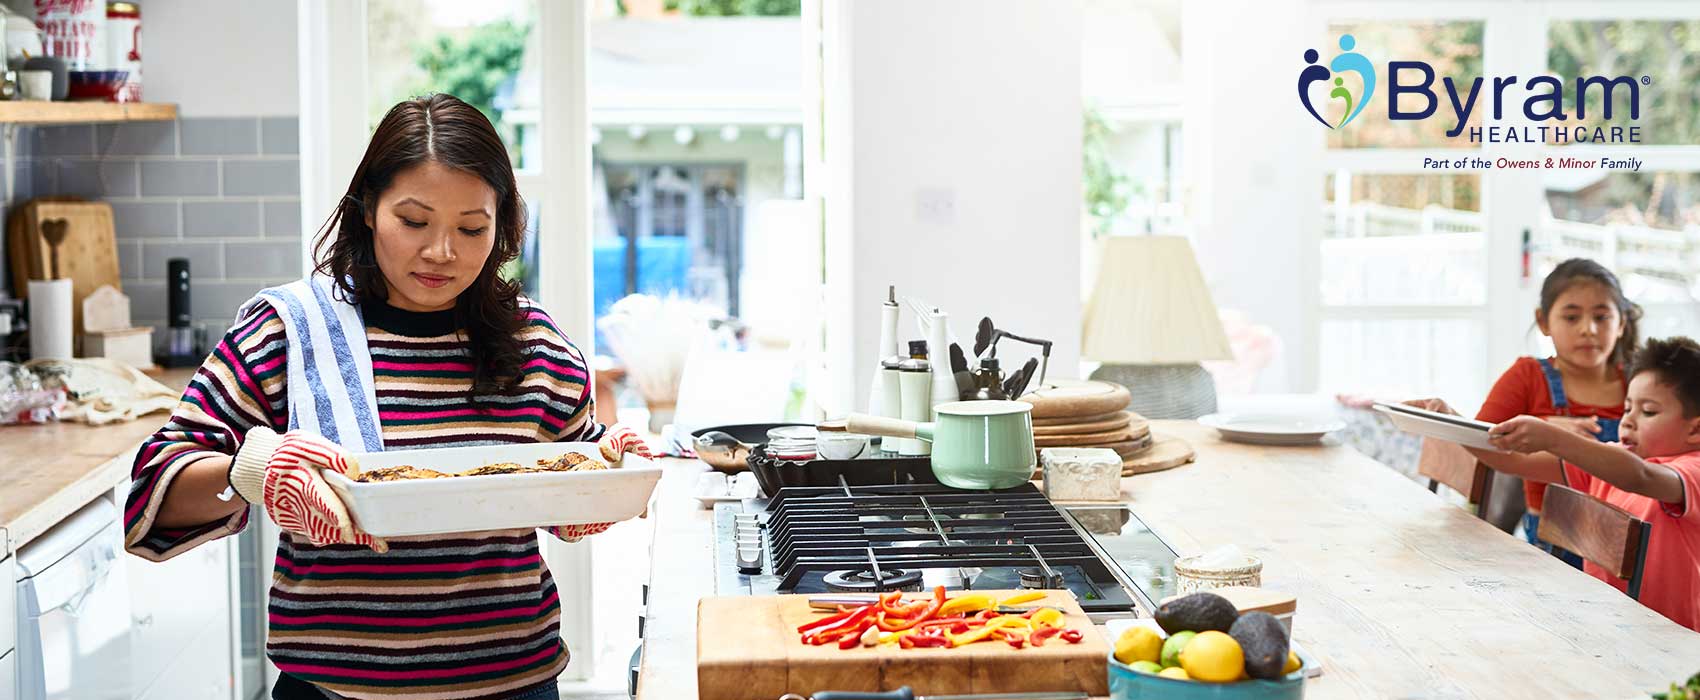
[124,304,290,561]
[518,301,606,444]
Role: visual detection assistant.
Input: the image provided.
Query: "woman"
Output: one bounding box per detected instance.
[123,94,649,700]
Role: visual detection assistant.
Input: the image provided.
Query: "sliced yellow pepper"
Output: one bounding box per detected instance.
[938,593,995,617]
[947,616,1023,647]
[997,591,1046,606]
[1028,608,1065,629]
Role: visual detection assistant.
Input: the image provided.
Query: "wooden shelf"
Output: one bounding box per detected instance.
[0,101,177,125]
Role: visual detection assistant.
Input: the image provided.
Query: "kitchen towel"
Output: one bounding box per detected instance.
[27,278,73,360]
[236,275,384,452]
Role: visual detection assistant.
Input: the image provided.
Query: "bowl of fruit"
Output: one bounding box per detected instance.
[1108,591,1309,699]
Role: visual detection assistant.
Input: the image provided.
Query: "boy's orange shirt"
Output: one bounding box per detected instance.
[1561,451,1700,632]
[1477,356,1625,512]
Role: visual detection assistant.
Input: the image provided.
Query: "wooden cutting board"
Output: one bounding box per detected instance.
[8,199,121,341]
[696,590,1109,700]
[1123,433,1195,475]
[1018,380,1130,419]
[1032,411,1140,436]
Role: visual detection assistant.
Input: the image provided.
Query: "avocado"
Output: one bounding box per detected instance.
[1229,612,1290,680]
[1154,592,1238,634]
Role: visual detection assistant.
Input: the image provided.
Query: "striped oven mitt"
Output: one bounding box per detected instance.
[230,427,388,552]
[549,424,654,542]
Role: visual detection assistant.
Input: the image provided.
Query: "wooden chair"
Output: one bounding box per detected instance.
[1538,484,1653,599]
[1419,438,1494,512]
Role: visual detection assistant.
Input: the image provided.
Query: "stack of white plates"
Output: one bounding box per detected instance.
[1196,412,1345,446]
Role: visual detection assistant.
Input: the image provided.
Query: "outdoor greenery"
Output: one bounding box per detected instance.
[660,0,801,16]
[413,18,530,132]
[1083,106,1135,237]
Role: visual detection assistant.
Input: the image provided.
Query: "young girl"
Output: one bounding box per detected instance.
[1488,336,1700,632]
[1416,258,1639,564]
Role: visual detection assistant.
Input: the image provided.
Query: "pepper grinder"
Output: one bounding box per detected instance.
[897,340,932,456]
[868,285,899,415]
[877,349,907,453]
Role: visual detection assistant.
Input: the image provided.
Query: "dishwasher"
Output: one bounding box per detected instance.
[14,498,131,700]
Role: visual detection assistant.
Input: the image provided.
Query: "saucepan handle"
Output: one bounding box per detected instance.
[844,414,921,440]
[809,689,915,700]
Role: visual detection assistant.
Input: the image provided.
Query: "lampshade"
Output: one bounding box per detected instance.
[1082,235,1233,364]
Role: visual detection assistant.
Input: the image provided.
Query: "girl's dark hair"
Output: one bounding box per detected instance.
[313,94,526,396]
[1629,336,1700,417]
[1538,258,1641,370]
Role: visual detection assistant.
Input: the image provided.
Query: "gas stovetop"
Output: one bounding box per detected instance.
[712,482,1178,622]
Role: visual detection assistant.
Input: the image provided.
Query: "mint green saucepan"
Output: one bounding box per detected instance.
[846,401,1036,489]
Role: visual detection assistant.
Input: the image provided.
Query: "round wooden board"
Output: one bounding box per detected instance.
[1122,433,1195,475]
[1032,410,1126,427]
[1032,423,1151,448]
[1031,411,1142,436]
[1018,380,1131,419]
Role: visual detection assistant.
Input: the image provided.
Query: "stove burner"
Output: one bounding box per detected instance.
[1018,567,1064,590]
[823,568,924,593]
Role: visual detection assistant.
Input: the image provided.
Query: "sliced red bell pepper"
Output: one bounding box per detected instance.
[803,605,877,645]
[837,622,873,649]
[876,586,946,631]
[1060,629,1084,644]
[1029,626,1063,647]
[907,632,950,648]
[797,608,858,635]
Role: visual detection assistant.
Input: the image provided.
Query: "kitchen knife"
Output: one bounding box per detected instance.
[795,688,1088,700]
[807,596,1039,615]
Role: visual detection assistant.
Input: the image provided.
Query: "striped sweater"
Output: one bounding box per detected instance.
[124,297,606,700]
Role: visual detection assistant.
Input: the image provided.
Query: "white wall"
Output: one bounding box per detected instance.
[1181,0,1315,392]
[3,0,299,116]
[826,0,1084,413]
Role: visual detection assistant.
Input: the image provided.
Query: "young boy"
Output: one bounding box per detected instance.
[1489,336,1700,632]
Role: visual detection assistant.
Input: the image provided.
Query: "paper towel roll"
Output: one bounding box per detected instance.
[29,278,73,360]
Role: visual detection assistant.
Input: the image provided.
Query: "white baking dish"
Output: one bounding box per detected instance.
[322,443,662,537]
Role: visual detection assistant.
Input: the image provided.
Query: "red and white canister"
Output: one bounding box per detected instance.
[34,0,107,71]
[107,1,139,101]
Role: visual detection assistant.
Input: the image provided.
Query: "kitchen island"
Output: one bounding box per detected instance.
[635,419,1700,699]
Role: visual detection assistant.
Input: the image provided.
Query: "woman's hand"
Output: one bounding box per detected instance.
[598,424,653,463]
[1544,415,1603,439]
[1488,416,1570,455]
[1404,398,1458,415]
[229,428,387,552]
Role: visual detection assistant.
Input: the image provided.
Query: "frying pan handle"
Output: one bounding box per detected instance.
[845,414,920,440]
[810,689,915,700]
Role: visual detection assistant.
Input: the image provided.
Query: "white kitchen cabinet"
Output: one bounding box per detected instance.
[134,600,230,700]
[1,552,15,660]
[1,649,15,700]
[128,539,230,696]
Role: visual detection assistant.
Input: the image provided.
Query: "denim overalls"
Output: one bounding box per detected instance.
[1527,357,1621,569]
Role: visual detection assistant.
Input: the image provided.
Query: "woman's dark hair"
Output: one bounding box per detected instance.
[313,94,526,396]
[1629,336,1700,417]
[1538,258,1642,370]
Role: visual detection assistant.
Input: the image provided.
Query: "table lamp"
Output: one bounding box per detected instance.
[1082,235,1233,419]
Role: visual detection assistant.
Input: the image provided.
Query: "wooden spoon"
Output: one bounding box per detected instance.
[40,218,68,279]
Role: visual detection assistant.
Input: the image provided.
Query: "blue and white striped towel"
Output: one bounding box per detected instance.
[236,275,385,452]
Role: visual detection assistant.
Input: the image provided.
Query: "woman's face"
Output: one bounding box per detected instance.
[366,161,499,312]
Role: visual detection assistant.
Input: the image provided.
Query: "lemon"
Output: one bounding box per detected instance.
[1114,627,1163,666]
[1158,666,1191,681]
[1160,630,1196,668]
[1178,630,1245,683]
[1283,650,1302,674]
[1130,660,1164,675]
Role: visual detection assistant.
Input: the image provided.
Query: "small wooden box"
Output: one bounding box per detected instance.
[83,326,153,369]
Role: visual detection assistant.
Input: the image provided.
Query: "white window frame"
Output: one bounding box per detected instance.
[1307,0,1700,405]
[295,0,598,687]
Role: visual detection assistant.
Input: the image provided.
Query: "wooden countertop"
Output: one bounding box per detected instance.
[635,420,1700,699]
[0,368,194,555]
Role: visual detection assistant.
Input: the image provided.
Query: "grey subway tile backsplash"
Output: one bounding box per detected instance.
[143,240,224,280]
[56,159,139,198]
[261,117,299,155]
[110,201,181,239]
[225,240,304,279]
[181,117,261,156]
[222,159,299,196]
[96,121,177,156]
[12,115,300,335]
[263,200,303,237]
[141,160,220,196]
[184,201,262,238]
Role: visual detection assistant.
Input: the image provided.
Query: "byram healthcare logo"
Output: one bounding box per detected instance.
[1296,33,1648,144]
[1298,34,1376,129]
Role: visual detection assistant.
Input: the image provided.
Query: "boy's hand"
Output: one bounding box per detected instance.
[1488,416,1568,454]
